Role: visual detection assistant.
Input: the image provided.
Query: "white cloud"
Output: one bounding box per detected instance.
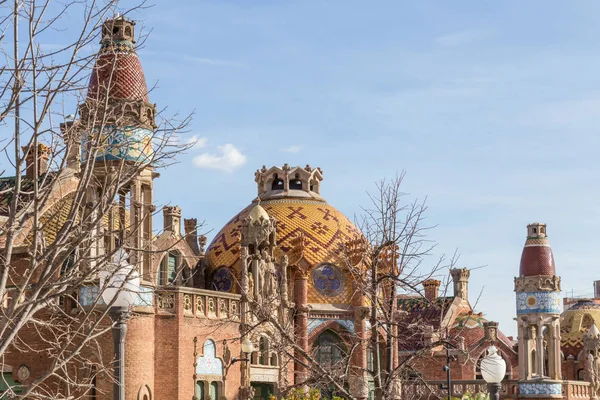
[281,145,303,153]
[187,135,208,150]
[192,144,247,172]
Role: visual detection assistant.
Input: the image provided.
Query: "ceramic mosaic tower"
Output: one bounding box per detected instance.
[514,223,562,399]
[79,16,156,278]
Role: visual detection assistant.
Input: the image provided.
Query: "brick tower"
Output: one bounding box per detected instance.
[514,223,562,399]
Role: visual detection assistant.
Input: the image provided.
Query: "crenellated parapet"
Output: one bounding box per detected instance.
[254,164,324,200]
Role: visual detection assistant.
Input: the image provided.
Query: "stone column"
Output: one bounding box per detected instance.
[537,322,545,377]
[517,321,527,379]
[294,270,309,385]
[350,284,369,400]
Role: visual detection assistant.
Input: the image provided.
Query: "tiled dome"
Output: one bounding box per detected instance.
[561,300,600,358]
[206,198,361,273]
[519,222,556,276]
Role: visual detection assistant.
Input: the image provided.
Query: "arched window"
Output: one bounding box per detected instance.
[259,337,269,365]
[290,175,302,190]
[577,368,585,381]
[195,381,204,400]
[209,382,218,400]
[159,252,177,285]
[315,330,347,368]
[271,174,284,190]
[531,349,537,375]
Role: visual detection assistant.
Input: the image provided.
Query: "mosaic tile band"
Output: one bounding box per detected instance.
[84,126,153,162]
[516,291,561,315]
[518,382,562,396]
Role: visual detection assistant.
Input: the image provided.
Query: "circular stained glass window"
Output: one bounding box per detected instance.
[312,264,345,297]
[212,267,234,292]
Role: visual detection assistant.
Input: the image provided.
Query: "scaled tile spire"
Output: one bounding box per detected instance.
[519,222,556,276]
[87,16,149,103]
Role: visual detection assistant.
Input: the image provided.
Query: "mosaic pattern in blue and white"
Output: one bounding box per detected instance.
[196,340,223,376]
[84,126,152,162]
[308,318,354,335]
[516,291,561,315]
[79,285,153,307]
[519,382,562,396]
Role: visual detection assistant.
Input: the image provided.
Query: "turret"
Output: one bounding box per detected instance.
[254,164,324,201]
[514,222,562,399]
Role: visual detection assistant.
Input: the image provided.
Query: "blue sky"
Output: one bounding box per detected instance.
[21,0,600,336]
[133,0,600,337]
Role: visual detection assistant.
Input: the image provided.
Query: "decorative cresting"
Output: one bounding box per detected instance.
[79,16,156,162]
[514,222,562,399]
[584,324,600,399]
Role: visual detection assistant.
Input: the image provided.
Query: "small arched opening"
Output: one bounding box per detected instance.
[271,173,284,190]
[290,174,303,190]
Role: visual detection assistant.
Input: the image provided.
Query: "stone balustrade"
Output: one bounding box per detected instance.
[403,380,518,399]
[155,287,241,320]
[562,380,590,399]
[405,380,592,400]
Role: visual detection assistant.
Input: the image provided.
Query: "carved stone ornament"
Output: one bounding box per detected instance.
[183,294,192,312]
[17,365,30,381]
[514,275,561,292]
[196,297,205,316]
[157,294,175,309]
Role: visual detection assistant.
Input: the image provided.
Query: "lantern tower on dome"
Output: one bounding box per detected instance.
[514,223,562,399]
[77,15,156,279]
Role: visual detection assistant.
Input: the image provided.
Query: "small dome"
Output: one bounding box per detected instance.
[519,222,556,276]
[247,204,269,221]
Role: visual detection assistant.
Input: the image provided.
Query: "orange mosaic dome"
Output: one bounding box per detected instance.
[206,199,361,273]
[205,165,363,303]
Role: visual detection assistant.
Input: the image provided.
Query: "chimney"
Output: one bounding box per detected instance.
[594,281,600,299]
[60,120,81,171]
[163,206,181,236]
[423,279,441,301]
[22,144,50,178]
[450,268,470,300]
[184,218,200,254]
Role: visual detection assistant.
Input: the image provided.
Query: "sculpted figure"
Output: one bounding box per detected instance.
[257,254,266,298]
[248,273,254,300]
[586,353,599,396]
[261,249,277,298]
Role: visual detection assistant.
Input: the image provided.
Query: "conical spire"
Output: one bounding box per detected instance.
[519,222,556,276]
[87,16,149,103]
